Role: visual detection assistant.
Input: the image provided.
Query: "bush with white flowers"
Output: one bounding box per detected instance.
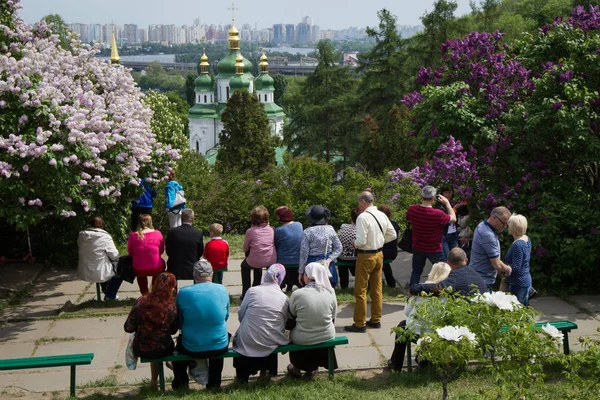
[0,1,179,238]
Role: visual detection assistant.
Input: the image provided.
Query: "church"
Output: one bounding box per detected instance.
[187,22,286,156]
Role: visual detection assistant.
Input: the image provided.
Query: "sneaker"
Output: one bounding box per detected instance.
[528,287,538,300]
[344,324,366,333]
[104,295,119,301]
[366,321,381,329]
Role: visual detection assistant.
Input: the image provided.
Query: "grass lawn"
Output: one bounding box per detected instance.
[75,368,596,400]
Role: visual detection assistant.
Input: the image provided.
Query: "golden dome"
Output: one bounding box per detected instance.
[235,51,244,74]
[199,48,209,74]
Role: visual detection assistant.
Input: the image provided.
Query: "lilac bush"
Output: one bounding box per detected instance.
[397,5,600,290]
[0,0,179,234]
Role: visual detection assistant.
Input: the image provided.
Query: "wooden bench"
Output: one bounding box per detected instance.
[140,336,349,391]
[0,353,94,397]
[404,320,578,372]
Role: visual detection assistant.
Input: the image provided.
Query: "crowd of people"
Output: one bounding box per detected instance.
[75,178,533,385]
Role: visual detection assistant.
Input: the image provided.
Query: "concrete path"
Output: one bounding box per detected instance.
[0,255,599,398]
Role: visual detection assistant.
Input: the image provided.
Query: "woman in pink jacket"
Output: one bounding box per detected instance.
[128,214,165,295]
[241,206,277,300]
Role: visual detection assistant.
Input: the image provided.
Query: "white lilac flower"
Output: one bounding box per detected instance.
[541,323,564,341]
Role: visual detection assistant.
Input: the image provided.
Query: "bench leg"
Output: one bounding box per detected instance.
[406,342,412,372]
[70,365,76,397]
[328,347,334,378]
[96,283,101,302]
[563,332,570,355]
[159,362,165,392]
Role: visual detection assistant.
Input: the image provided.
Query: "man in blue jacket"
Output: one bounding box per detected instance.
[130,178,157,232]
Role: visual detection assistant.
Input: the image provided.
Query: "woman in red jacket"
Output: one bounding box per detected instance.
[127,214,165,295]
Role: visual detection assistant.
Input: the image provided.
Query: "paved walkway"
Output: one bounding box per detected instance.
[1,255,600,398]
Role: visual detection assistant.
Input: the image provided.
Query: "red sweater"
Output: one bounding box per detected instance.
[204,238,229,271]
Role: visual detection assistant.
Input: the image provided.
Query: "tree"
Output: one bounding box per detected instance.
[273,74,287,106]
[415,0,459,68]
[216,90,277,175]
[185,72,197,107]
[143,91,189,152]
[41,14,70,49]
[283,40,361,163]
[357,9,408,122]
[0,0,178,262]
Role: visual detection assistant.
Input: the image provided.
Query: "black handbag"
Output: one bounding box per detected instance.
[116,255,136,283]
[398,226,413,253]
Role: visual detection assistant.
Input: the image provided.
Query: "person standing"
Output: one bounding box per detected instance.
[131,178,157,232]
[435,185,458,261]
[337,208,361,290]
[378,204,400,288]
[165,209,204,281]
[406,186,456,287]
[274,206,303,292]
[504,214,532,306]
[165,169,185,229]
[171,260,230,390]
[204,223,230,284]
[470,207,513,292]
[345,191,397,333]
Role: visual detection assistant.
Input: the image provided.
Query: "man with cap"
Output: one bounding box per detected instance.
[406,185,456,287]
[345,191,397,333]
[171,259,230,390]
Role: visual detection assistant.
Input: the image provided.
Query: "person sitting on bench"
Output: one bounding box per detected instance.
[171,259,230,390]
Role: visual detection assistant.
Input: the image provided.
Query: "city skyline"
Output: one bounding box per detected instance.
[19,0,473,31]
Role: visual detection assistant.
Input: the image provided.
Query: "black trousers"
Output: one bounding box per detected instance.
[241,259,263,299]
[337,259,356,289]
[390,320,416,370]
[280,265,299,291]
[131,206,152,232]
[171,338,229,390]
[383,262,396,288]
[233,353,278,383]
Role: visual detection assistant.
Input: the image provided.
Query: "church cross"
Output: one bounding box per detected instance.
[228,2,239,23]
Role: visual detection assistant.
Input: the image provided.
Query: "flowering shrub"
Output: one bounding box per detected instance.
[397,5,600,291]
[142,90,188,152]
[0,0,178,260]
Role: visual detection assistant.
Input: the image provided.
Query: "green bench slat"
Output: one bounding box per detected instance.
[535,320,577,331]
[0,353,94,370]
[140,336,349,363]
[141,336,349,391]
[0,353,94,397]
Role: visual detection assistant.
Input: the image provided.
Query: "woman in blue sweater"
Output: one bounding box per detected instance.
[274,206,303,292]
[505,214,532,306]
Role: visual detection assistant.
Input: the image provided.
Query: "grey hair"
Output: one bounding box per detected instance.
[447,247,467,265]
[181,209,194,223]
[490,206,510,219]
[422,185,437,200]
[358,191,374,203]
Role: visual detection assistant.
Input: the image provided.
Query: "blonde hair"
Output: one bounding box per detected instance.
[136,214,154,240]
[209,223,223,236]
[508,214,528,237]
[425,262,451,284]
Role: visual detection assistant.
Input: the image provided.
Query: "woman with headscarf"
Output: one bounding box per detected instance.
[232,264,291,383]
[287,262,338,378]
[298,205,343,287]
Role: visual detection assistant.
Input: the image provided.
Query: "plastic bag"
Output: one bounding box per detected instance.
[125,333,138,370]
[189,358,209,385]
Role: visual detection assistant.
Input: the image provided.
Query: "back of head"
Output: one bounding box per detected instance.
[168,169,176,180]
[447,247,467,267]
[193,258,213,282]
[421,185,436,200]
[139,272,177,327]
[350,207,361,224]
[275,206,294,223]
[137,214,153,239]
[490,206,510,220]
[358,191,374,204]
[425,262,451,283]
[181,209,194,224]
[508,214,528,237]
[89,216,104,229]
[377,204,391,219]
[251,206,269,226]
[209,223,223,237]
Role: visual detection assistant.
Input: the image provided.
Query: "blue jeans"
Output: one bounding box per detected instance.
[510,284,530,307]
[100,276,122,300]
[410,250,444,287]
[212,271,224,284]
[442,232,458,261]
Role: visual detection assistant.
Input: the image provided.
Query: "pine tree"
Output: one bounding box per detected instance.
[216,90,277,176]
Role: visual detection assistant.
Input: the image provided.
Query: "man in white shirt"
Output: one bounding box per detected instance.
[345,191,397,333]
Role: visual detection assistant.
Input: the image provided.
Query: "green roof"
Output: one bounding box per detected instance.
[188,103,218,119]
[263,102,286,118]
[230,74,252,91]
[217,50,253,77]
[194,74,214,91]
[254,73,274,91]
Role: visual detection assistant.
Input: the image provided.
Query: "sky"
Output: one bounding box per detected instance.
[18,0,473,31]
